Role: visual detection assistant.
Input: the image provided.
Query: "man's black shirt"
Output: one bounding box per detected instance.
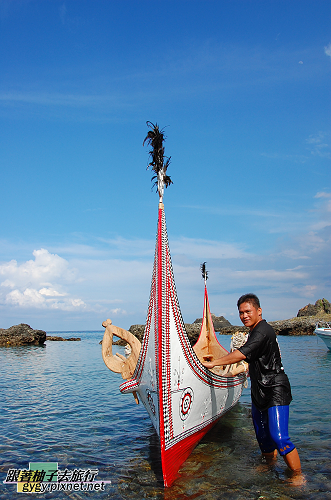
[238,319,292,411]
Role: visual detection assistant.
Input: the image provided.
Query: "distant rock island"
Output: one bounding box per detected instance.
[0,324,46,346]
[0,324,81,346]
[193,314,231,330]
[297,298,331,317]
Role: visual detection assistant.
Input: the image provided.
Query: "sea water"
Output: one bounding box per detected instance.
[0,332,330,499]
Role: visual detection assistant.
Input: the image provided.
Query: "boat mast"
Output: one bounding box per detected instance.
[201,262,211,358]
[143,121,174,474]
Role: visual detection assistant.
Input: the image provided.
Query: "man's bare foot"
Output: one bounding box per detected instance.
[256,450,278,472]
[286,470,306,486]
[263,449,278,465]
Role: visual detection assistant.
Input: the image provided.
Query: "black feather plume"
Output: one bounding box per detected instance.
[200,262,208,281]
[143,121,173,192]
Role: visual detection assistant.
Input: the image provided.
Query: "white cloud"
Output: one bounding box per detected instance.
[82,235,247,261]
[59,2,66,25]
[171,237,247,260]
[306,132,331,159]
[5,287,87,311]
[324,43,331,58]
[6,288,46,307]
[234,268,307,281]
[310,191,331,230]
[0,248,76,285]
[181,203,281,218]
[0,249,86,312]
[315,192,331,199]
[110,308,127,315]
[1,279,15,288]
[0,190,330,328]
[0,43,323,124]
[39,287,66,297]
[291,284,317,298]
[97,237,155,258]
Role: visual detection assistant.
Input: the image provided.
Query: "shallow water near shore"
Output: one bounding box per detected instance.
[0,332,330,499]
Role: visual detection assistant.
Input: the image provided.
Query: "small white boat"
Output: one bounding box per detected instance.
[314,323,331,351]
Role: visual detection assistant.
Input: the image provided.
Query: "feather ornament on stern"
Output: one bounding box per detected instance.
[143,121,173,202]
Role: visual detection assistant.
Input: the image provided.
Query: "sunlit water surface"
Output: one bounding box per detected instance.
[1,332,330,499]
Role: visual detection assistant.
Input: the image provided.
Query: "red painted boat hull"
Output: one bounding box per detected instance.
[161,419,218,486]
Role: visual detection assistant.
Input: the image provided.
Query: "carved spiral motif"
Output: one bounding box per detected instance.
[180,387,194,421]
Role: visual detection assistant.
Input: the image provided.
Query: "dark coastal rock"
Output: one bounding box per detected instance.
[121,306,331,348]
[217,315,331,336]
[127,323,202,347]
[0,323,46,346]
[128,324,145,342]
[184,323,202,345]
[217,325,249,335]
[127,321,242,346]
[46,336,81,341]
[269,316,331,336]
[128,322,205,345]
[297,298,331,317]
[126,323,202,347]
[193,314,232,331]
[109,324,144,346]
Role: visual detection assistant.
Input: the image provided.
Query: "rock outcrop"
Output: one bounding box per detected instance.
[184,323,203,345]
[127,323,203,347]
[193,314,231,331]
[127,316,331,343]
[128,324,145,341]
[269,317,327,336]
[216,325,249,335]
[218,316,331,336]
[219,316,331,336]
[297,298,331,317]
[0,324,46,346]
[46,336,81,341]
[119,299,331,346]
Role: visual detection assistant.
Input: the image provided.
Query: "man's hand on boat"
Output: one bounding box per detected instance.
[202,350,246,369]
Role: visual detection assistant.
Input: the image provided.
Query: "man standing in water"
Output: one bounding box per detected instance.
[203,293,302,474]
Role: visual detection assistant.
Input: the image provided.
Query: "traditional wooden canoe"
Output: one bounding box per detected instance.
[102,199,248,486]
[102,123,247,486]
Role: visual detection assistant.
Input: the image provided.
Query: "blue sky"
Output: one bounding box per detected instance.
[0,0,330,331]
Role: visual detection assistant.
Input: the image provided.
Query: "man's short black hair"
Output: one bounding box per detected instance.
[237,293,260,310]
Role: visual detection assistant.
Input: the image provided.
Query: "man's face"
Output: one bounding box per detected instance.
[238,301,262,330]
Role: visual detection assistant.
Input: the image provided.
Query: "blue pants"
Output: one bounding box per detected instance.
[251,403,295,456]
